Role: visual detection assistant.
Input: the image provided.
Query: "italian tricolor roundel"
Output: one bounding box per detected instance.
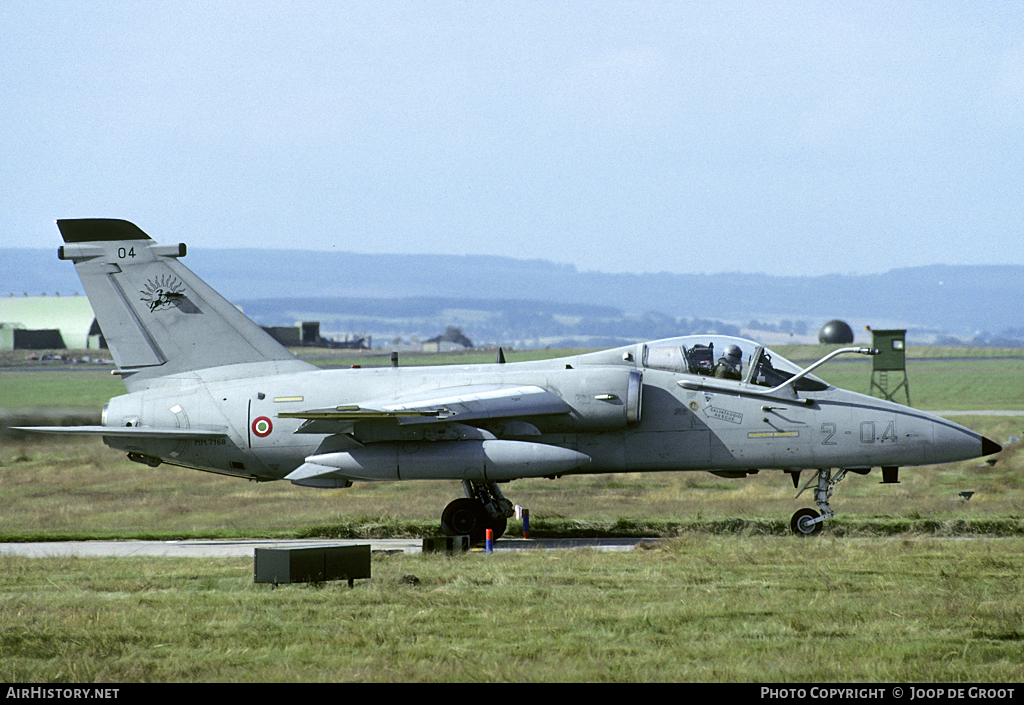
[252,416,273,438]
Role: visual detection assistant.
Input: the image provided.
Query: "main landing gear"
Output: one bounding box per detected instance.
[790,468,852,536]
[440,480,514,545]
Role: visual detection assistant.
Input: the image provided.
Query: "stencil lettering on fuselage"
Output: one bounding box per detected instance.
[703,406,743,424]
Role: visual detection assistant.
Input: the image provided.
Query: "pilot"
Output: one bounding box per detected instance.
[713,345,743,380]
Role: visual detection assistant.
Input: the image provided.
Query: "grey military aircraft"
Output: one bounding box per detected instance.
[18,219,1002,539]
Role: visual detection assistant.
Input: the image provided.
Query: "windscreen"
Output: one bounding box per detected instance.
[643,335,829,391]
[750,347,829,392]
[643,336,754,377]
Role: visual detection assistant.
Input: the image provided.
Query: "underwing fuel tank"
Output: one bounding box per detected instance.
[285,440,591,485]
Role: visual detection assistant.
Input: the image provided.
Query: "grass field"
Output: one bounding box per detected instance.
[2,537,1023,682]
[1,345,1022,682]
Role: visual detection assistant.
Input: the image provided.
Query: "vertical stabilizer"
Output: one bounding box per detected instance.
[56,219,313,389]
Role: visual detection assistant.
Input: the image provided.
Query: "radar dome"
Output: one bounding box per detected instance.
[819,319,854,344]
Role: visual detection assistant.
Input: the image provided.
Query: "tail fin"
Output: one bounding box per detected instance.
[56,219,313,389]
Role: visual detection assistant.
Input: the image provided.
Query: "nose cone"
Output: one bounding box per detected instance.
[982,436,1002,457]
[928,419,1003,465]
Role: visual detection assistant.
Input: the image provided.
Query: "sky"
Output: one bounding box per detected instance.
[2,1,1023,276]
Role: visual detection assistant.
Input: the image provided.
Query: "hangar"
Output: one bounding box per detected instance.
[0,295,104,350]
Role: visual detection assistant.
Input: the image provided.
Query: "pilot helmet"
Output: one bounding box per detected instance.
[724,344,742,363]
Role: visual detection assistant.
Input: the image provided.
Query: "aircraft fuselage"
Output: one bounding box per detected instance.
[98,341,993,486]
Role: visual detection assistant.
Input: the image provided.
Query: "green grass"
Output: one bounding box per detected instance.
[0,369,124,410]
[773,344,1024,361]
[1,537,1022,682]
[805,359,1024,410]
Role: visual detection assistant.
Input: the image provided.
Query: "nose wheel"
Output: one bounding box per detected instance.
[790,507,822,535]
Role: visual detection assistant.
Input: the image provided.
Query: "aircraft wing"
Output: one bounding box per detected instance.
[12,425,229,439]
[279,384,573,428]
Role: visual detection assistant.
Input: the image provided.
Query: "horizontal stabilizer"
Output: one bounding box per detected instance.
[13,425,228,439]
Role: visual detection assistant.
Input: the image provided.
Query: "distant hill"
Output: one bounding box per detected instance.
[3,248,1022,346]
[234,295,744,348]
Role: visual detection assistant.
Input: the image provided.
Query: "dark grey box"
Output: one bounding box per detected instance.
[254,544,371,586]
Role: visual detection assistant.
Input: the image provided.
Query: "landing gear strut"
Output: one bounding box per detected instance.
[440,480,513,544]
[790,468,850,536]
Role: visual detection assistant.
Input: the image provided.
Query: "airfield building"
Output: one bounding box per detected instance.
[0,295,104,350]
[0,294,366,353]
[261,321,370,349]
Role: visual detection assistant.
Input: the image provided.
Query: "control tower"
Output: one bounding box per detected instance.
[868,328,910,406]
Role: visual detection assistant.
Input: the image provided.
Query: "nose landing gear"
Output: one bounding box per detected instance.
[791,468,851,536]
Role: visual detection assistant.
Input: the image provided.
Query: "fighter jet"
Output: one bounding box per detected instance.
[17,219,1002,539]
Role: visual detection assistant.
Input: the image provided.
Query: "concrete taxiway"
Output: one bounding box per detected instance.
[0,537,649,558]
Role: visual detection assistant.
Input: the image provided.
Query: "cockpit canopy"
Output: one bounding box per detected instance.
[642,335,830,392]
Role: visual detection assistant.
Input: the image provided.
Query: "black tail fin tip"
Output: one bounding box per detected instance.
[57,219,152,244]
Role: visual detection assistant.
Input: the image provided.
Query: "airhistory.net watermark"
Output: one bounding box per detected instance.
[6,689,119,700]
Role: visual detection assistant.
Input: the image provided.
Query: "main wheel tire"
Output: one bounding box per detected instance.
[441,498,487,544]
[790,508,823,536]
